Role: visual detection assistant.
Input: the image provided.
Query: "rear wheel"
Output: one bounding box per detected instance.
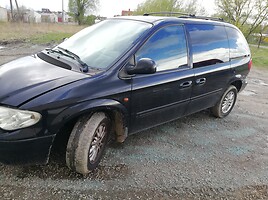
[66,112,111,174]
[211,85,237,118]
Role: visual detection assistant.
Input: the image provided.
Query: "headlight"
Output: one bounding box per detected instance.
[0,106,41,131]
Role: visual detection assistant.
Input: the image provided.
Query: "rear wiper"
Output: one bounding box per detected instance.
[57,47,89,72]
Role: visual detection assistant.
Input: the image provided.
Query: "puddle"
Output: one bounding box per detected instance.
[240,90,257,96]
[0,46,5,52]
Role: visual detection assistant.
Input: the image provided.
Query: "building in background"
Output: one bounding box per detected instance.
[57,11,64,23]
[121,9,133,16]
[57,11,73,23]
[22,10,41,23]
[0,6,73,24]
[39,8,58,23]
[0,7,8,22]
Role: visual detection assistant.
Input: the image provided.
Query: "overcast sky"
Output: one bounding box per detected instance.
[0,0,216,17]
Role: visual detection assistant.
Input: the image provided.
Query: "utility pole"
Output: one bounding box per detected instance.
[62,0,65,23]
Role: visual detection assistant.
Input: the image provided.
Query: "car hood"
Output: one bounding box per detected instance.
[0,55,88,106]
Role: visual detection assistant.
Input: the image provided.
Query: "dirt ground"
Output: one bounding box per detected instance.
[0,43,268,199]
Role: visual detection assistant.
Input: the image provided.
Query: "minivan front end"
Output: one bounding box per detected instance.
[0,18,153,165]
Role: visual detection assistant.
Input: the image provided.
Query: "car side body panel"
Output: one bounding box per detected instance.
[130,68,194,133]
[0,16,251,165]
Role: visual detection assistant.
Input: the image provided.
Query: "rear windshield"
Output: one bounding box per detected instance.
[58,20,152,69]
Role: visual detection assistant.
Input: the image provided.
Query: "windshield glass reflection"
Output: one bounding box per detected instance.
[58,20,152,69]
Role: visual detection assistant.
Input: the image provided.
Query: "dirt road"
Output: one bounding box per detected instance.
[0,43,268,199]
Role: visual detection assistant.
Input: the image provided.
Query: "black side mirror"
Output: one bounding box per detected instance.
[126,58,156,75]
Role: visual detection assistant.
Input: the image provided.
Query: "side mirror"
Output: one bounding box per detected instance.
[126,58,156,75]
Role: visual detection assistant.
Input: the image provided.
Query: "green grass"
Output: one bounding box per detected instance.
[260,42,268,47]
[250,46,268,69]
[0,22,84,44]
[29,32,74,44]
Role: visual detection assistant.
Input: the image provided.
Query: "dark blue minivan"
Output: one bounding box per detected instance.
[0,14,251,174]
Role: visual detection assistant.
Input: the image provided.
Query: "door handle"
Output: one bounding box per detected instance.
[180,81,192,88]
[196,78,206,85]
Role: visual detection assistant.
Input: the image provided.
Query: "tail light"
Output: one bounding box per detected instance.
[248,59,252,71]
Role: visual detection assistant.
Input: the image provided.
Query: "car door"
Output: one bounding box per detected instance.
[185,24,232,114]
[129,24,194,133]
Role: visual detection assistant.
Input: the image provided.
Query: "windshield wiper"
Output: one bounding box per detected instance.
[45,48,73,59]
[57,47,89,72]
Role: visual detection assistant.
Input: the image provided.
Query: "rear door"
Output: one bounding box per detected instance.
[185,24,232,114]
[129,24,194,133]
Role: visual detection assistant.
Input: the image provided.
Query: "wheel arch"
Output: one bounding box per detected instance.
[230,80,242,92]
[51,99,129,148]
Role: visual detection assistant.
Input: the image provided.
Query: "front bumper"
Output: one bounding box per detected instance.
[0,135,55,165]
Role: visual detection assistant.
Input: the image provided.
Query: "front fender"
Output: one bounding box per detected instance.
[48,98,129,134]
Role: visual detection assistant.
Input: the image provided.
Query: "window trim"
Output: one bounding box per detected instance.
[186,24,230,69]
[224,26,251,61]
[134,24,190,75]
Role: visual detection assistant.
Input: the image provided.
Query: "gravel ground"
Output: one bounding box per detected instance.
[0,43,268,199]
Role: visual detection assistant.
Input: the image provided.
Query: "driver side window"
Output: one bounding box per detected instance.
[135,25,188,72]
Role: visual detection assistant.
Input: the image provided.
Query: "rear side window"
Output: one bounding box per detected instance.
[186,24,229,68]
[136,25,188,72]
[225,27,250,59]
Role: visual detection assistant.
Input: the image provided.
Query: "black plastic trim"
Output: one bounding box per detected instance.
[37,52,72,70]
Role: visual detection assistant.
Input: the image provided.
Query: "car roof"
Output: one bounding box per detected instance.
[112,15,233,27]
[113,16,167,23]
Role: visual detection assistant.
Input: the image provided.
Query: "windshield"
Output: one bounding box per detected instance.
[57,19,152,69]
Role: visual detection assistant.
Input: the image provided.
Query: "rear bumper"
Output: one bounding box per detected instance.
[0,135,55,165]
[240,78,248,92]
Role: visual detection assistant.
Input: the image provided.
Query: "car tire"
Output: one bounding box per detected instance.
[66,112,111,174]
[211,85,237,118]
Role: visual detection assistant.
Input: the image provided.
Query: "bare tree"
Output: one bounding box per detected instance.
[10,0,14,20]
[216,0,268,39]
[256,24,268,48]
[14,0,20,17]
[9,0,22,21]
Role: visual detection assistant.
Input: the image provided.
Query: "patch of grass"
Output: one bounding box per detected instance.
[250,46,268,69]
[260,42,268,47]
[0,22,85,44]
[30,32,73,44]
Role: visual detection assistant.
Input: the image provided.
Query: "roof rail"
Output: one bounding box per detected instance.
[143,12,224,22]
[179,15,224,22]
[143,12,194,17]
